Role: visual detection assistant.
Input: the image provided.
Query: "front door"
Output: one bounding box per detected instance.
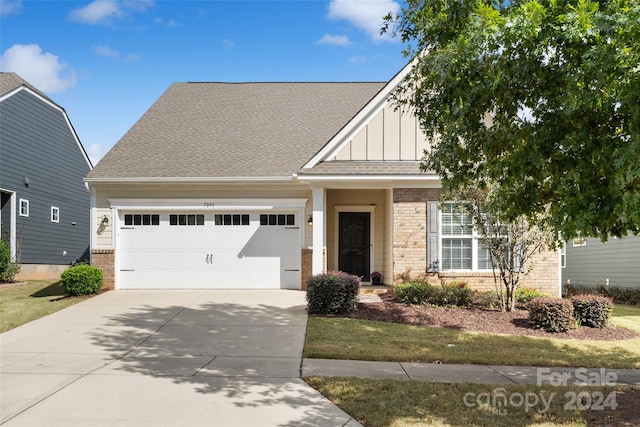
[338,212,371,281]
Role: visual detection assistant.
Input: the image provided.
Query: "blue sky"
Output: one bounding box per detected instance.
[0,0,408,165]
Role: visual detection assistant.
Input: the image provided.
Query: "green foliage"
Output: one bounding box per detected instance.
[515,287,547,306]
[386,0,640,240]
[0,239,20,283]
[571,294,614,328]
[564,283,640,305]
[306,271,361,315]
[394,281,430,305]
[60,264,103,296]
[529,297,575,333]
[394,281,471,307]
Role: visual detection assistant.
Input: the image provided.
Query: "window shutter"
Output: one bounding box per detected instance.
[427,201,440,272]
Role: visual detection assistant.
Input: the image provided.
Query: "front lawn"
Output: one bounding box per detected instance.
[0,280,91,333]
[304,305,640,369]
[306,377,638,427]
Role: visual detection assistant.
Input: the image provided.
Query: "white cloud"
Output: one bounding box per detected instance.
[317,33,352,47]
[93,44,120,58]
[154,16,182,27]
[348,55,368,64]
[222,39,236,49]
[124,53,141,62]
[0,44,76,93]
[68,0,154,25]
[1,0,23,17]
[328,0,400,41]
[87,143,107,165]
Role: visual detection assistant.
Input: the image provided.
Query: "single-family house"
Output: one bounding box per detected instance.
[0,72,93,280]
[562,235,640,289]
[85,63,560,294]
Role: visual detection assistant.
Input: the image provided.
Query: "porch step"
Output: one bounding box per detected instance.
[359,284,392,295]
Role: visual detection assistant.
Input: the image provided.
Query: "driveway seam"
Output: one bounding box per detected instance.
[486,365,519,385]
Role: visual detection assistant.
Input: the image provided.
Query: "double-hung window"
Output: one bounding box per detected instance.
[440,202,492,271]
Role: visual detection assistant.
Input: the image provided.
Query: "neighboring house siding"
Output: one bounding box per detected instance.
[0,89,91,264]
[563,236,640,288]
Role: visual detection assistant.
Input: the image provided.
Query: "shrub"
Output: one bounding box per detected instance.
[516,287,547,306]
[473,291,502,310]
[433,281,472,307]
[571,294,614,328]
[0,239,20,283]
[529,297,575,333]
[394,281,429,305]
[306,271,360,314]
[60,264,104,296]
[596,285,640,306]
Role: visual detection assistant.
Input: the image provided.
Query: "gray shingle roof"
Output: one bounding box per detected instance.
[0,72,53,102]
[300,161,432,175]
[87,82,386,179]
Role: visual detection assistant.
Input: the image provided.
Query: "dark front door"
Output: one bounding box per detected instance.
[338,212,371,281]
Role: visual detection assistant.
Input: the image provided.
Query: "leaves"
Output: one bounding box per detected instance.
[387,0,640,240]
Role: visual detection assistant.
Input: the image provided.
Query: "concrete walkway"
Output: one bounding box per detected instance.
[0,290,361,427]
[303,359,640,386]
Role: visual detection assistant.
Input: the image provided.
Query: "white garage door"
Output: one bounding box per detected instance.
[118,212,301,289]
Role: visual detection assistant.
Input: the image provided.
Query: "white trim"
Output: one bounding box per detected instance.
[311,187,326,275]
[18,198,29,217]
[300,174,440,182]
[1,85,93,170]
[89,185,97,254]
[0,189,17,260]
[334,205,375,282]
[108,198,308,210]
[303,59,418,168]
[50,206,60,223]
[86,176,293,183]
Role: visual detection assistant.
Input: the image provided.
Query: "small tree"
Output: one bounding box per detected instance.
[445,188,555,311]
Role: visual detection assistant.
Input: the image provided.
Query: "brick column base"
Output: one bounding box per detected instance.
[92,249,115,290]
[301,248,312,291]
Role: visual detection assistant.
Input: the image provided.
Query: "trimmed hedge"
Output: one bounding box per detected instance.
[394,281,472,307]
[564,283,640,305]
[529,297,575,333]
[60,264,104,296]
[394,281,429,305]
[571,294,614,328]
[306,271,360,314]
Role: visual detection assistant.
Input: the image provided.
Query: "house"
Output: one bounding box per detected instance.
[0,72,93,280]
[562,235,640,289]
[85,64,560,294]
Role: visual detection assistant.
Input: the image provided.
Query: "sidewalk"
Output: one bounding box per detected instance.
[302,359,640,386]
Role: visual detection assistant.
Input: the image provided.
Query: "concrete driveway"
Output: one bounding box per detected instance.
[0,290,360,426]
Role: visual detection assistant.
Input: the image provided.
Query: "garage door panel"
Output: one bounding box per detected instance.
[118,211,300,289]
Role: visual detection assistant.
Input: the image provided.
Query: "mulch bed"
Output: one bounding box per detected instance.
[342,292,638,341]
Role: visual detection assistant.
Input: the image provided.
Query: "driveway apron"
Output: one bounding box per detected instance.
[0,290,360,426]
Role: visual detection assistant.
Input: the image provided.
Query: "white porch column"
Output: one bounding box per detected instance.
[312,186,326,275]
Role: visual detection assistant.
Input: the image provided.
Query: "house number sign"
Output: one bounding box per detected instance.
[203,202,215,208]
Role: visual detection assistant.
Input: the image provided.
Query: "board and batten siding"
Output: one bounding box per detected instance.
[563,236,640,288]
[331,105,429,161]
[0,89,91,264]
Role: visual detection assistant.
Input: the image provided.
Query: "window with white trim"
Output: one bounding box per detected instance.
[51,206,59,223]
[560,243,566,268]
[19,199,29,217]
[440,202,492,271]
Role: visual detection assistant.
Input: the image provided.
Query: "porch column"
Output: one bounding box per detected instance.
[312,186,326,275]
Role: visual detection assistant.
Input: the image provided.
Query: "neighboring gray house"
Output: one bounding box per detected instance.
[0,72,93,280]
[562,235,640,289]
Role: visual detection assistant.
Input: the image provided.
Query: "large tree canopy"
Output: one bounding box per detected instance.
[385,0,640,240]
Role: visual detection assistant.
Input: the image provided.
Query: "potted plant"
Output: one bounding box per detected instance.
[370,271,382,285]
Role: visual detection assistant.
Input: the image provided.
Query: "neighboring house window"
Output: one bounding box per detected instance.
[572,237,586,247]
[51,206,60,223]
[560,243,566,268]
[440,202,492,271]
[215,214,250,226]
[19,199,29,217]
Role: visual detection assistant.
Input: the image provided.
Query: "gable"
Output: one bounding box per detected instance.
[330,105,429,161]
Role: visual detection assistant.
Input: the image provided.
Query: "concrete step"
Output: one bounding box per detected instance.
[359,285,392,295]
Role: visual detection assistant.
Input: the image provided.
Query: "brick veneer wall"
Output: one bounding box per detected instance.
[301,248,312,291]
[92,249,115,290]
[392,188,440,283]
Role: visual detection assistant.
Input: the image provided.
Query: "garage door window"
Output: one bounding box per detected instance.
[260,214,295,226]
[215,214,250,226]
[125,214,160,226]
[169,214,204,226]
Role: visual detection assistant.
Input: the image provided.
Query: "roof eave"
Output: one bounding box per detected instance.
[84,176,296,184]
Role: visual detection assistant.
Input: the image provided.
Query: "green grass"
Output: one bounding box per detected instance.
[306,377,634,427]
[0,280,91,333]
[304,305,640,369]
